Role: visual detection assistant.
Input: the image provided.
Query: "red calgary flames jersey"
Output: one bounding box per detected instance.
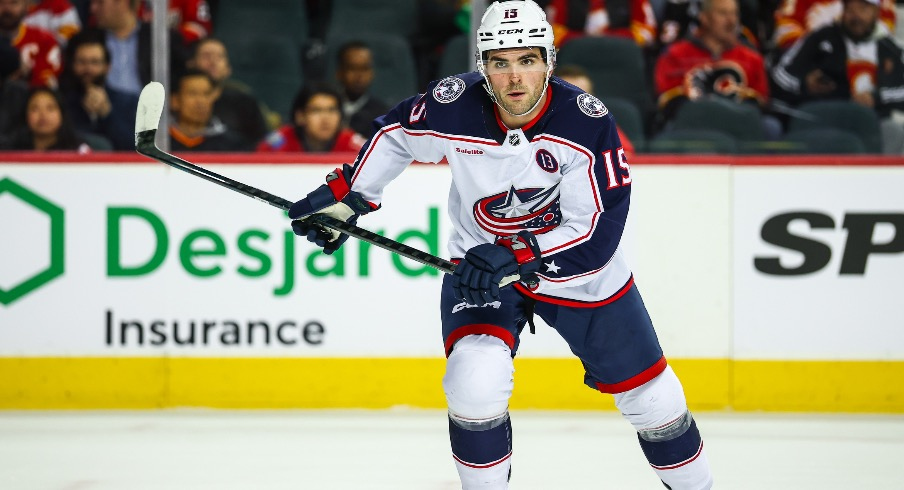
[655,39,769,108]
[11,23,61,88]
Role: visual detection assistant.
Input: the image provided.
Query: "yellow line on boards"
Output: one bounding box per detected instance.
[1,358,902,412]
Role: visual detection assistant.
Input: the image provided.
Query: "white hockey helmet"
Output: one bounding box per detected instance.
[476,0,556,67]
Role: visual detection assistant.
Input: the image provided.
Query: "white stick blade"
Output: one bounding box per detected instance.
[136,81,165,133]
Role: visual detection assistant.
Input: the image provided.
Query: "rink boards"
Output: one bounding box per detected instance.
[1,154,902,411]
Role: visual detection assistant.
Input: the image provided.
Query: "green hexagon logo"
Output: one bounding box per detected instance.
[0,178,65,306]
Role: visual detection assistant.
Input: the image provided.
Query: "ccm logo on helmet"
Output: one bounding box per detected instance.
[498,29,524,34]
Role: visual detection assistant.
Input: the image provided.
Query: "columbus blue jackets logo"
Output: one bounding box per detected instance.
[473,184,561,236]
[434,77,466,103]
[577,93,608,118]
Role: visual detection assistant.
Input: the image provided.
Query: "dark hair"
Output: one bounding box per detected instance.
[11,87,84,151]
[190,36,226,60]
[336,40,372,67]
[59,30,110,92]
[291,83,343,115]
[66,30,111,65]
[174,67,215,93]
[555,64,590,79]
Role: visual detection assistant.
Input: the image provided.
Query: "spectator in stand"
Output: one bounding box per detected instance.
[2,86,89,152]
[59,29,137,150]
[84,0,187,97]
[544,0,658,48]
[168,68,247,152]
[137,0,212,45]
[0,0,62,87]
[0,33,28,136]
[657,0,769,52]
[23,0,82,45]
[654,0,775,134]
[258,83,365,153]
[772,0,896,54]
[335,41,389,139]
[771,0,904,153]
[555,64,637,156]
[189,37,270,148]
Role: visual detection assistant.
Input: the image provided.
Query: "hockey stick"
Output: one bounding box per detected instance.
[134,81,459,275]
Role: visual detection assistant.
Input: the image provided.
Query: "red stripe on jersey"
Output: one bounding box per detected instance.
[444,324,516,357]
[596,355,668,394]
[353,123,401,182]
[400,128,501,146]
[514,275,633,307]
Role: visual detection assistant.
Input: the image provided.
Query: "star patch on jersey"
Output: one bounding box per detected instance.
[473,184,561,236]
[577,93,608,118]
[433,77,466,103]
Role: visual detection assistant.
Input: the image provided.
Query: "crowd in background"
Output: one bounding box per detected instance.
[1,0,903,154]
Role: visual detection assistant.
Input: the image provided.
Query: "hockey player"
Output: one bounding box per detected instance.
[288,1,713,488]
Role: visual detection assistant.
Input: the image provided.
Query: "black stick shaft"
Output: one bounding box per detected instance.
[135,130,457,274]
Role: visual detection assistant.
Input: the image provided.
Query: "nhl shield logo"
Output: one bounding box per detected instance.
[433,77,466,103]
[577,93,608,118]
[508,133,521,146]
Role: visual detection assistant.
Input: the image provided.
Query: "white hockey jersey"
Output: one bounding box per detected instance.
[348,72,634,307]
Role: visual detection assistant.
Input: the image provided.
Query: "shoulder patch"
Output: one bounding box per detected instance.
[433,77,467,103]
[576,93,608,118]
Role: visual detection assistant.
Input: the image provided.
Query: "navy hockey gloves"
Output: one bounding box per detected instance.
[452,231,542,306]
[289,165,376,255]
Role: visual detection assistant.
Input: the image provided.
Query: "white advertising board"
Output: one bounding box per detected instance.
[733,166,904,359]
[1,164,458,356]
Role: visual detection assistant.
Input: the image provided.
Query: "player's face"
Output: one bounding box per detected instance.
[485,47,549,116]
[72,44,109,86]
[172,76,215,126]
[26,91,63,138]
[193,40,231,83]
[296,94,342,144]
[337,48,375,99]
[700,0,739,46]
[842,0,879,42]
[0,0,27,31]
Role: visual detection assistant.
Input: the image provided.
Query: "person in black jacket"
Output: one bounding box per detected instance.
[60,30,138,150]
[189,37,270,148]
[771,0,904,153]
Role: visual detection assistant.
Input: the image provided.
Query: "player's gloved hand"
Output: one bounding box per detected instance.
[289,165,376,255]
[452,231,542,306]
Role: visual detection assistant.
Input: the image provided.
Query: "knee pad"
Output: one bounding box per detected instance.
[614,365,689,437]
[443,334,514,421]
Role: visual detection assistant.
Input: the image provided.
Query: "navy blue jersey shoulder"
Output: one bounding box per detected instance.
[539,78,619,151]
[418,72,496,138]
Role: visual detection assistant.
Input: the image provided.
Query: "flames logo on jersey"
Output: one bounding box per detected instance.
[473,184,561,236]
[687,62,750,102]
[434,77,466,103]
[577,93,608,118]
